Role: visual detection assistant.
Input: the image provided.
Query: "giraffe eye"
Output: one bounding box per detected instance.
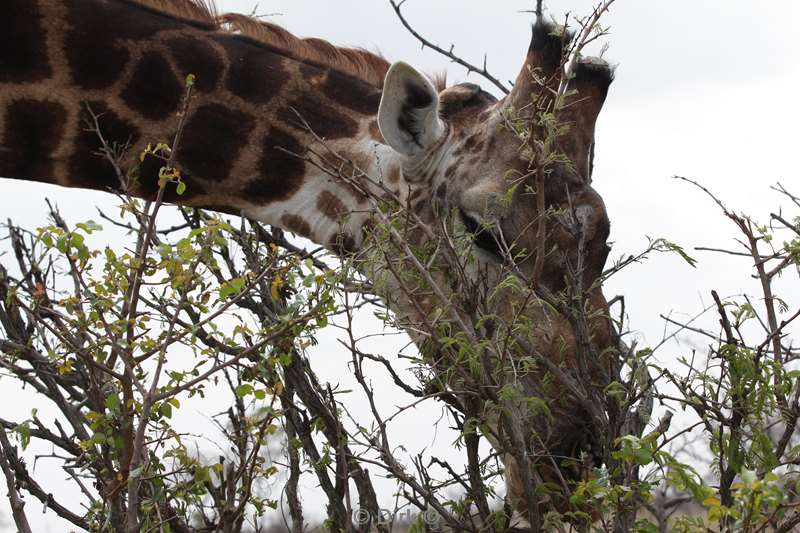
[459,209,503,258]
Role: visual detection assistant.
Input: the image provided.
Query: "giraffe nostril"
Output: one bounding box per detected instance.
[459,209,504,258]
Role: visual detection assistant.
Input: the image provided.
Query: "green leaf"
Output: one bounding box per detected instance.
[219,277,246,299]
[741,468,756,485]
[13,423,31,450]
[76,220,103,234]
[105,393,121,415]
[157,243,172,258]
[175,181,187,195]
[635,446,653,465]
[56,234,69,253]
[657,238,698,267]
[493,512,508,532]
[633,520,659,533]
[235,384,253,398]
[159,402,173,419]
[194,466,210,483]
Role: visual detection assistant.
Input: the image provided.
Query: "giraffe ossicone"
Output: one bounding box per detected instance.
[1,0,618,519]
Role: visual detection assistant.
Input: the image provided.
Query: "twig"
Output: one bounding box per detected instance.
[0,430,33,533]
[387,0,510,94]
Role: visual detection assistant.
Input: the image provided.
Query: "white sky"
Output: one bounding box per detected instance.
[1,1,799,531]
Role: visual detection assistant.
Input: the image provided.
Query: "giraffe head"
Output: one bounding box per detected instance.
[377,19,616,515]
[378,20,613,296]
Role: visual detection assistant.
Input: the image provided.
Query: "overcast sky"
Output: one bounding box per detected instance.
[1,1,799,531]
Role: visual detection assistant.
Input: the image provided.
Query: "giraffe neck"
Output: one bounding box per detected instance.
[0,0,414,251]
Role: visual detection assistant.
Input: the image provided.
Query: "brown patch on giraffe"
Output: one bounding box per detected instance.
[277,94,359,140]
[281,214,311,237]
[69,102,140,190]
[439,83,489,117]
[121,51,184,121]
[321,71,382,115]
[65,0,194,90]
[454,133,482,156]
[438,83,497,130]
[177,103,255,180]
[467,154,484,169]
[217,35,290,105]
[65,2,131,90]
[317,190,348,221]
[330,232,357,256]
[166,36,224,93]
[0,99,67,182]
[2,0,52,83]
[368,120,384,143]
[245,127,305,202]
[387,165,401,185]
[444,163,458,179]
[435,182,447,201]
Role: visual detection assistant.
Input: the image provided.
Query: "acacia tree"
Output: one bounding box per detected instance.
[643,181,800,533]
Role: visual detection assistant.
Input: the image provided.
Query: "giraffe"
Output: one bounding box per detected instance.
[0,0,617,522]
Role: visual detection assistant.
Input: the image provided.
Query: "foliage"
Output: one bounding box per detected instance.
[638,181,800,533]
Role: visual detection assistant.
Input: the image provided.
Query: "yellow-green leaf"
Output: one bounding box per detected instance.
[703,496,721,507]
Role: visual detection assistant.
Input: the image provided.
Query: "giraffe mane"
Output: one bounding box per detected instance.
[126,0,408,90]
[124,0,218,27]
[220,14,392,89]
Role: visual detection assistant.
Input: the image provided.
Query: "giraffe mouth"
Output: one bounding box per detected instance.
[459,209,504,259]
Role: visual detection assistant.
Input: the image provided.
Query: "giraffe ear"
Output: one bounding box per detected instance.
[378,62,445,157]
